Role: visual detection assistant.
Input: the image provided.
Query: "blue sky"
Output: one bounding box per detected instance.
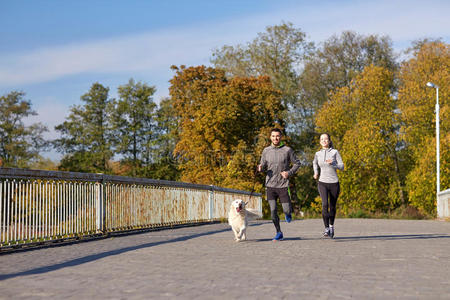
[1,0,449,160]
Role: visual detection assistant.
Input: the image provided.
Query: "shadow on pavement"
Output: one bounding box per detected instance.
[249,237,302,242]
[333,233,450,242]
[0,227,230,281]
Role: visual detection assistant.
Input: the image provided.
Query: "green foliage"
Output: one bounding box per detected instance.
[147,97,181,181]
[54,83,114,173]
[110,79,157,177]
[0,91,48,168]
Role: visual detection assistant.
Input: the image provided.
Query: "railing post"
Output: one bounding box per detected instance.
[209,185,214,220]
[96,177,105,233]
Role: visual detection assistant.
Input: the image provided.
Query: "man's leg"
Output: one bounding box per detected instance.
[278,188,292,222]
[268,199,281,233]
[267,188,281,233]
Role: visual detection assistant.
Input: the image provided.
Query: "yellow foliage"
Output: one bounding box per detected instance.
[398,41,449,215]
[316,65,402,212]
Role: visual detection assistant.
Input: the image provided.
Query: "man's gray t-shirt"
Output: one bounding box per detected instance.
[260,144,301,188]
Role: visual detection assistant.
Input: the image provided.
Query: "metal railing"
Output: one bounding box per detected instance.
[0,168,261,248]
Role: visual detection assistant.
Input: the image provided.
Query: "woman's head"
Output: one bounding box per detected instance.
[319,133,333,149]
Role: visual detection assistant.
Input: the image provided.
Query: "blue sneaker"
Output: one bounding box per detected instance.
[322,227,330,237]
[285,213,292,223]
[273,232,284,241]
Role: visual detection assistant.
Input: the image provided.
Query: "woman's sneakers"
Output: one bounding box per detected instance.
[322,226,335,238]
[273,231,284,241]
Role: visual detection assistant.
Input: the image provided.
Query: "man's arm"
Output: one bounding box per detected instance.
[257,148,267,172]
[287,148,301,177]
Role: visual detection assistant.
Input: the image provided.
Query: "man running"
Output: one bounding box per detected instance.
[257,128,300,241]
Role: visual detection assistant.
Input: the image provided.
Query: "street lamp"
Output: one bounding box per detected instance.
[427,82,440,217]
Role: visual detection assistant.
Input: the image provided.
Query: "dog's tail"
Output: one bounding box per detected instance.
[246,208,262,220]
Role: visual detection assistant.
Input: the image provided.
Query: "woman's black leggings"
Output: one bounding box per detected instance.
[318,181,340,228]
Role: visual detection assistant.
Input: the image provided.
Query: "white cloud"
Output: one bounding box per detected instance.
[0,0,447,89]
[0,20,260,88]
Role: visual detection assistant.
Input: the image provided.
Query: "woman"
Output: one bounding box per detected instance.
[313,133,344,238]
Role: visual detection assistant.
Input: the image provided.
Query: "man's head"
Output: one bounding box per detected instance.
[270,128,282,147]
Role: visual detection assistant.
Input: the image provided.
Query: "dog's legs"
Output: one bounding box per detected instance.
[236,226,246,241]
[240,227,247,241]
[233,227,240,241]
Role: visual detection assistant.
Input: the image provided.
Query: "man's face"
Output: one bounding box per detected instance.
[270,131,282,146]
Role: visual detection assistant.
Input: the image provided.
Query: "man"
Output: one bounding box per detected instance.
[257,128,300,241]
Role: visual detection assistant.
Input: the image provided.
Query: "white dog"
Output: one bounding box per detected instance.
[228,199,261,242]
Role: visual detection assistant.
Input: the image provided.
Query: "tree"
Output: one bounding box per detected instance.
[54,83,114,173]
[145,97,180,181]
[316,65,405,213]
[169,65,283,188]
[211,21,313,112]
[297,31,398,137]
[110,79,157,177]
[398,40,449,216]
[0,91,48,168]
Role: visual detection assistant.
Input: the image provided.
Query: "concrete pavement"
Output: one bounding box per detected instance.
[0,218,449,299]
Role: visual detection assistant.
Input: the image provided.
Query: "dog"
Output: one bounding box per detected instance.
[228,199,261,242]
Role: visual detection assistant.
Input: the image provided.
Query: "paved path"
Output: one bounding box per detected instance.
[1,219,449,299]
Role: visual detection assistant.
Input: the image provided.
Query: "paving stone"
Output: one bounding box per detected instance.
[0,219,449,299]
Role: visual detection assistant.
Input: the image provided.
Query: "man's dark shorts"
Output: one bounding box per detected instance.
[266,187,290,203]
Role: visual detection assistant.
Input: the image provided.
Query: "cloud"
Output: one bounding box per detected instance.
[0,20,260,88]
[0,0,447,90]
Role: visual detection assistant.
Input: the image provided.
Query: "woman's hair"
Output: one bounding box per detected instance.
[320,133,333,148]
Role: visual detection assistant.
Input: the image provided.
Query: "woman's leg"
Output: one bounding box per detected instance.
[328,182,340,226]
[318,182,330,228]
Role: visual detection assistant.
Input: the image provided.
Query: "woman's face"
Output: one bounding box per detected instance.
[320,134,330,148]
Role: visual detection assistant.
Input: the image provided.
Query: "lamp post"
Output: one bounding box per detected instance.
[427,82,440,217]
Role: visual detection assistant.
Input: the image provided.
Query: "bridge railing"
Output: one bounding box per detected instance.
[0,168,261,248]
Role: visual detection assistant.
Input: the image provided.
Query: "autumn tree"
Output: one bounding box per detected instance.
[398,40,449,216]
[169,65,283,189]
[110,79,157,177]
[54,83,114,173]
[316,65,405,213]
[0,91,48,168]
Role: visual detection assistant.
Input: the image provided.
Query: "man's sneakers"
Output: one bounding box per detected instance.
[285,213,292,223]
[273,231,284,241]
[329,226,335,238]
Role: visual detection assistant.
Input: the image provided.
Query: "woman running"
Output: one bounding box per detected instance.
[313,133,344,238]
